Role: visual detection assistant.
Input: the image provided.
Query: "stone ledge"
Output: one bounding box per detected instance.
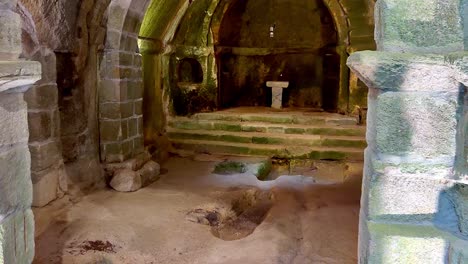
[0,60,41,93]
[347,51,467,92]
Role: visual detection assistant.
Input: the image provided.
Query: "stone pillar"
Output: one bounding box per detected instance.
[14,1,67,207]
[0,2,41,263]
[349,52,467,263]
[98,3,145,164]
[348,0,468,262]
[24,49,67,208]
[0,87,37,264]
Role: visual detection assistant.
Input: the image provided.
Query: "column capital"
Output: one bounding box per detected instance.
[347,51,467,92]
[0,61,41,93]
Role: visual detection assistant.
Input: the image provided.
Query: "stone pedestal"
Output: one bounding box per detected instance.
[266,81,289,109]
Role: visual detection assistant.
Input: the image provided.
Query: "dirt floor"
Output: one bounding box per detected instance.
[33,156,361,264]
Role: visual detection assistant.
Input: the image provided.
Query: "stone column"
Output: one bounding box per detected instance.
[348,0,468,262]
[0,1,41,263]
[348,52,467,263]
[99,3,145,164]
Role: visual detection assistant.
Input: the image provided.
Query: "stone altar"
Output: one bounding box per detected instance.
[266,81,289,109]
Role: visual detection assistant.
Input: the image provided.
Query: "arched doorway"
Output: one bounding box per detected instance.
[215,0,340,112]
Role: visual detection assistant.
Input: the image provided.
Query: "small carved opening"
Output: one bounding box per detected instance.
[178,58,203,84]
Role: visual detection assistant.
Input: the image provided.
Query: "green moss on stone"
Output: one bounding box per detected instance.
[213,161,247,175]
[255,160,273,181]
[285,128,306,134]
[213,123,242,132]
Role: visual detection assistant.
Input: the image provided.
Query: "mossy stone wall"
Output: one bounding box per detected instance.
[216,0,338,110]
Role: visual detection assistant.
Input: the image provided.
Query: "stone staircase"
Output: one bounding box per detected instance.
[167,108,367,161]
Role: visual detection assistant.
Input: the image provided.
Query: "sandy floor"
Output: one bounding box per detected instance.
[33,157,361,264]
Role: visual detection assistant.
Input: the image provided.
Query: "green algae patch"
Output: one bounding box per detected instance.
[254,160,273,181]
[213,161,247,175]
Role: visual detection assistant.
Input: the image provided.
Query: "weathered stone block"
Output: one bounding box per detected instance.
[446,184,468,236]
[0,61,41,92]
[133,136,144,156]
[0,9,22,60]
[138,160,160,187]
[100,102,121,119]
[105,151,151,172]
[32,167,59,207]
[61,134,86,162]
[128,117,138,137]
[374,92,459,159]
[123,15,139,33]
[105,29,122,50]
[347,52,460,92]
[0,209,34,264]
[99,52,120,79]
[52,109,60,138]
[119,80,129,101]
[367,233,447,263]
[27,111,52,142]
[0,92,28,147]
[376,0,465,53]
[133,54,142,67]
[134,68,142,79]
[100,120,123,142]
[0,61,41,81]
[102,142,124,163]
[24,84,58,110]
[32,48,57,83]
[367,172,451,223]
[120,67,133,79]
[121,139,133,160]
[121,119,128,140]
[119,52,134,66]
[124,35,139,52]
[121,101,133,118]
[127,80,143,99]
[107,5,126,31]
[99,79,120,102]
[137,116,143,135]
[0,145,32,215]
[448,245,468,264]
[134,99,142,115]
[29,140,61,172]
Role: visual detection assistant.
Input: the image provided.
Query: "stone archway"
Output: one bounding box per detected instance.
[211,0,375,114]
[214,0,342,111]
[0,0,465,262]
[101,1,466,263]
[98,0,152,163]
